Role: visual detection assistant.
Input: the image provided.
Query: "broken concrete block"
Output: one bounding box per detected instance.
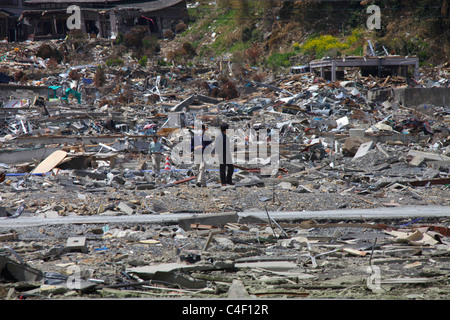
[374,123,394,131]
[135,183,156,190]
[409,156,425,167]
[427,160,450,171]
[423,168,440,180]
[353,141,374,159]
[278,181,294,190]
[40,284,68,295]
[349,128,365,138]
[294,185,313,193]
[407,150,450,162]
[66,237,87,253]
[214,237,235,249]
[152,202,168,213]
[227,280,251,298]
[117,202,134,215]
[343,137,365,156]
[38,210,59,219]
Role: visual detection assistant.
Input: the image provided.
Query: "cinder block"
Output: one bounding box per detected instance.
[66,237,87,253]
[118,202,134,215]
[349,129,365,138]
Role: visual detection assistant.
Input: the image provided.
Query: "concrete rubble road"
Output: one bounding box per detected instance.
[0,36,449,300]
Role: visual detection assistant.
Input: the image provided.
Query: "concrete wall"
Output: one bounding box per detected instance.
[0,84,49,100]
[393,87,450,107]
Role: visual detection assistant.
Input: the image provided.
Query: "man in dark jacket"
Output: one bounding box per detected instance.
[214,123,234,186]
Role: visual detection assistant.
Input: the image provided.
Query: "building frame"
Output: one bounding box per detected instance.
[309,56,420,82]
[6,0,188,41]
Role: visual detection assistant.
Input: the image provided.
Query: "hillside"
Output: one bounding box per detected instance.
[162,0,449,73]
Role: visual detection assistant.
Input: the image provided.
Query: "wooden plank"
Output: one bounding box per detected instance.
[31,150,68,174]
[343,248,368,256]
[190,223,218,230]
[0,232,18,241]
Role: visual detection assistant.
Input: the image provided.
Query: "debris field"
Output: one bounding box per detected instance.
[0,38,449,300]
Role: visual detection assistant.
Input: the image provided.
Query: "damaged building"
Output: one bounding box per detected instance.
[309,56,420,82]
[4,0,188,41]
[0,0,30,41]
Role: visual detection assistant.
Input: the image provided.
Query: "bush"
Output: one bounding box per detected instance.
[142,36,160,53]
[157,59,168,66]
[117,86,134,104]
[99,99,112,107]
[46,57,59,70]
[69,69,80,80]
[245,42,262,65]
[163,29,175,39]
[14,71,25,82]
[166,42,196,64]
[65,30,88,53]
[36,43,63,63]
[115,32,124,45]
[139,55,147,67]
[148,94,160,103]
[218,80,239,100]
[266,52,296,69]
[67,29,87,40]
[301,35,348,58]
[241,27,252,42]
[181,42,197,57]
[175,22,188,33]
[94,65,106,88]
[106,58,124,67]
[124,26,150,49]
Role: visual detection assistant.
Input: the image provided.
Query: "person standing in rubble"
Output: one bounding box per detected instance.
[191,124,212,187]
[215,123,234,186]
[149,134,164,178]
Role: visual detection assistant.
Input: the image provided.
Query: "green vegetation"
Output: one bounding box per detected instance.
[266,52,296,70]
[106,58,124,67]
[114,32,124,45]
[301,29,365,59]
[138,55,147,68]
[142,36,160,54]
[301,35,349,59]
[122,0,448,70]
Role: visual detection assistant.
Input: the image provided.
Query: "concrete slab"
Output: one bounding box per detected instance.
[353,141,374,159]
[66,237,87,253]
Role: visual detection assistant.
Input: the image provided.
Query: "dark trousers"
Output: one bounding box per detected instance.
[220,164,234,185]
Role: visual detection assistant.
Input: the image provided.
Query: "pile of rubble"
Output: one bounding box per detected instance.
[0,212,449,299]
[0,38,449,300]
